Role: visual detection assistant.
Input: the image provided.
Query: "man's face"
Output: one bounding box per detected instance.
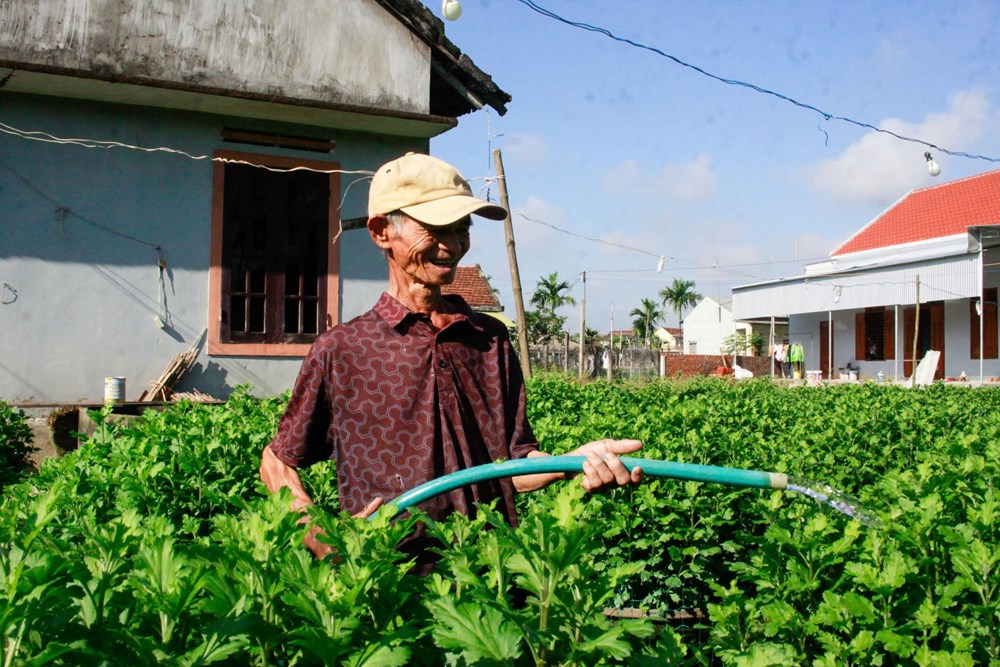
[385,214,472,287]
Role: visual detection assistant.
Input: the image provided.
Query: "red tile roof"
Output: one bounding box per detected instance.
[832,169,1000,256]
[441,265,503,311]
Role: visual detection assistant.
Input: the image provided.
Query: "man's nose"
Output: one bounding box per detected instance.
[435,229,467,249]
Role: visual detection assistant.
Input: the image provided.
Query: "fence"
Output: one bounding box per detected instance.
[528,346,775,381]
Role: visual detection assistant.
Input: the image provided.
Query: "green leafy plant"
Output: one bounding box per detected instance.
[3,379,1000,663]
[425,486,689,665]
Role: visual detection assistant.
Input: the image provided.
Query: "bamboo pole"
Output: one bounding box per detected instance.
[492,148,531,377]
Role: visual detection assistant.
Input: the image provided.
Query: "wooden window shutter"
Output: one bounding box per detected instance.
[855,312,866,360]
[883,308,895,360]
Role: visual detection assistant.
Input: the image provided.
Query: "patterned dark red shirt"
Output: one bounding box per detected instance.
[269,292,539,532]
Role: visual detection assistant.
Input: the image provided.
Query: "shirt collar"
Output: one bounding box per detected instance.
[374,292,486,335]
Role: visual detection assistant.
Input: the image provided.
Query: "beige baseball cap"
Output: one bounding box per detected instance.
[368,152,508,225]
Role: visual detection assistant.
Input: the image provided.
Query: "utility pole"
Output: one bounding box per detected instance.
[578,271,586,379]
[493,149,531,377]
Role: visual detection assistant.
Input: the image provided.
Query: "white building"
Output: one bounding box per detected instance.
[733,169,1000,382]
[682,297,751,356]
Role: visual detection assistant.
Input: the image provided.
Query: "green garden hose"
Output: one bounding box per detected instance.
[377,456,787,519]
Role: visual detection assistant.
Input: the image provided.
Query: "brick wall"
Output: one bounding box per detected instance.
[662,354,775,378]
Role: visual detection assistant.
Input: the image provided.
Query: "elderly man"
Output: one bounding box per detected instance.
[260,152,642,562]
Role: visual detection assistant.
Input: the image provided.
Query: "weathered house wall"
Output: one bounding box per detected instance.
[0,0,429,115]
[0,0,509,403]
[0,92,411,401]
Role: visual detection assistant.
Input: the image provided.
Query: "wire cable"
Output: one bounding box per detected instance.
[0,121,377,176]
[515,0,1000,164]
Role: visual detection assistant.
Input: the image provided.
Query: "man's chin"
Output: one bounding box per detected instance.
[429,266,458,284]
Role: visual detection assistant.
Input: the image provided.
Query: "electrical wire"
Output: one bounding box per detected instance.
[0,130,372,252]
[515,0,1000,164]
[515,213,661,257]
[814,278,977,302]
[515,213,829,280]
[0,121,376,176]
[0,158,163,254]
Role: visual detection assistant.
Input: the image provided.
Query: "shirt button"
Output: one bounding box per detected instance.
[439,360,447,369]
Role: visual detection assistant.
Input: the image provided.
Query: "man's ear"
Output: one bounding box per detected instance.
[367,215,392,250]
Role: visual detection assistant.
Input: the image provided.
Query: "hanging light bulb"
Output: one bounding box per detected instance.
[924,151,941,177]
[442,0,462,20]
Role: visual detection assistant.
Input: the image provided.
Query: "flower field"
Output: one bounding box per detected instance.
[1,378,998,665]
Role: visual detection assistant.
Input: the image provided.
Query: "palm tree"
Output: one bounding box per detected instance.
[530,272,576,370]
[530,272,576,316]
[630,298,664,346]
[659,278,702,327]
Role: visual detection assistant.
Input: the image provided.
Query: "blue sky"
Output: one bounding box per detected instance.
[428,0,1000,331]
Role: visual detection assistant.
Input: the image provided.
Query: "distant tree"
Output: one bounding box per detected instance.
[659,278,702,327]
[571,326,602,350]
[524,310,565,347]
[531,272,576,316]
[524,309,566,371]
[630,298,664,346]
[529,272,577,370]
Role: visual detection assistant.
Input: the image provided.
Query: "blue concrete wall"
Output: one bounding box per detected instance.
[0,93,423,402]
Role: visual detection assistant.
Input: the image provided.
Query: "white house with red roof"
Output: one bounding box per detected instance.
[733,169,1000,383]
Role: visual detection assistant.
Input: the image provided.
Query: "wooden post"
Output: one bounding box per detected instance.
[492,149,531,377]
[563,332,569,373]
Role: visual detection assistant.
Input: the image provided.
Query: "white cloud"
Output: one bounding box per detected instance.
[605,153,718,201]
[807,89,996,205]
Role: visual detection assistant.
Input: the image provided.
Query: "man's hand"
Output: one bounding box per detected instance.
[303,497,384,561]
[352,497,384,519]
[569,438,643,492]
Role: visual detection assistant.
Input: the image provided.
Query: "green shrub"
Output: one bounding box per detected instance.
[3,379,1000,664]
